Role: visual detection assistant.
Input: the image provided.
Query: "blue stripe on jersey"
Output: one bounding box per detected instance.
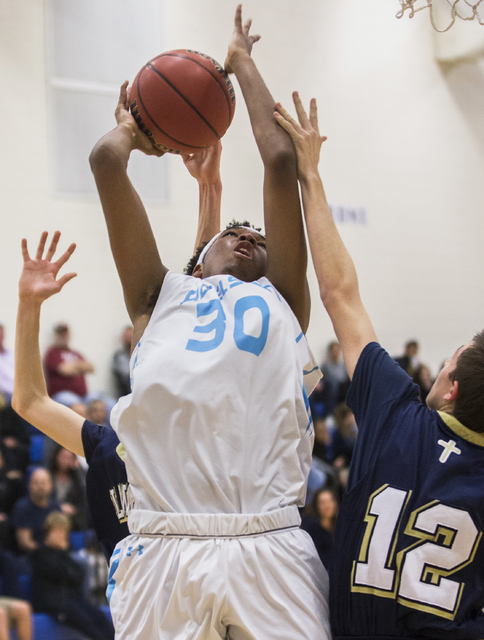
[303,365,319,376]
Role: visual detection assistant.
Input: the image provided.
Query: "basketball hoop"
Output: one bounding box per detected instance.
[397,0,484,32]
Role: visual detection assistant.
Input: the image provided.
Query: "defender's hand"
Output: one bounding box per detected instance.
[274,93,327,180]
[19,231,77,303]
[181,140,222,185]
[225,4,261,74]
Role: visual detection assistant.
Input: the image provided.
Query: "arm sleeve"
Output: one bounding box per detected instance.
[346,342,420,489]
[81,420,110,465]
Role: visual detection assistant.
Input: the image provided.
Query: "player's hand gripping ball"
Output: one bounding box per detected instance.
[130,49,236,154]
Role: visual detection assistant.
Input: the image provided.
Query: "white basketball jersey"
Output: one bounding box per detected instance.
[111,272,321,515]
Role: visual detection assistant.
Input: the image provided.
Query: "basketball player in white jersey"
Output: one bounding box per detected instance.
[89,5,330,640]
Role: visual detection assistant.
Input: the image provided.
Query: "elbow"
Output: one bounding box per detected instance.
[320,285,357,313]
[11,392,28,421]
[261,142,297,174]
[89,140,124,177]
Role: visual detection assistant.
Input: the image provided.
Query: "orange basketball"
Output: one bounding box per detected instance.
[130,49,236,154]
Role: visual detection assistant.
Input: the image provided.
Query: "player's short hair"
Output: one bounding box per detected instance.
[184,220,263,276]
[44,511,71,532]
[451,330,484,433]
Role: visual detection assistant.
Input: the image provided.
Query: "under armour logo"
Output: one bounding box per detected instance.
[438,439,461,463]
[127,545,144,557]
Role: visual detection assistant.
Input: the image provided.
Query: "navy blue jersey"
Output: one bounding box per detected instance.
[81,420,129,562]
[330,343,484,640]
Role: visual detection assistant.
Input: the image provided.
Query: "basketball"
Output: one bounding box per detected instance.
[130,49,236,154]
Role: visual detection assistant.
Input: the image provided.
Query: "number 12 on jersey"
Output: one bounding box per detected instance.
[351,484,482,620]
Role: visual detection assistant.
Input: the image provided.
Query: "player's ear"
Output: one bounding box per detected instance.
[443,380,459,403]
[192,264,203,279]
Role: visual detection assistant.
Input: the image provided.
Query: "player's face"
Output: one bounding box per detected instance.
[426,343,470,411]
[199,228,267,282]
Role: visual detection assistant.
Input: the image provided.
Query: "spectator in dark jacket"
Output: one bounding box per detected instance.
[30,511,114,640]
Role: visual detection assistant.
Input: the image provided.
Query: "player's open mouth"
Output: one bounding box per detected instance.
[234,241,253,258]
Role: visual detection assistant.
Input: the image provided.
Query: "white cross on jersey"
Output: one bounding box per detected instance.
[438,439,462,463]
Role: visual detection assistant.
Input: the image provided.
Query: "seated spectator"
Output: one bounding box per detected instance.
[111,326,133,399]
[49,445,88,531]
[0,596,32,640]
[301,488,339,570]
[332,402,358,470]
[30,512,114,640]
[43,323,95,406]
[86,399,109,428]
[320,341,349,416]
[9,467,60,554]
[0,325,14,406]
[312,415,332,463]
[0,405,30,475]
[0,445,25,549]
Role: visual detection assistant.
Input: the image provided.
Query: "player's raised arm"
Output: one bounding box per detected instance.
[89,81,168,328]
[12,232,85,456]
[181,141,223,252]
[225,5,310,331]
[275,95,377,378]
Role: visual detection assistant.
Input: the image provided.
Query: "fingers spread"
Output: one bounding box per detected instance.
[55,243,77,269]
[45,230,61,262]
[293,92,310,129]
[21,238,30,263]
[309,98,319,134]
[234,4,242,28]
[35,231,49,261]
[58,272,78,289]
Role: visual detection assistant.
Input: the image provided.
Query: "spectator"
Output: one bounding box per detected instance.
[0,325,14,406]
[43,323,95,406]
[301,488,339,570]
[320,341,349,416]
[9,467,60,553]
[394,339,420,377]
[0,405,31,475]
[332,403,358,470]
[30,512,114,640]
[111,326,132,399]
[49,445,88,531]
[395,340,433,402]
[412,362,433,403]
[0,444,25,549]
[0,596,32,640]
[86,399,109,428]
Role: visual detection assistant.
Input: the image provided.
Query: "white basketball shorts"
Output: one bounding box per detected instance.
[107,506,331,640]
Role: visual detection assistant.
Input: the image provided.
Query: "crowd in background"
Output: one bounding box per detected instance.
[0,319,436,639]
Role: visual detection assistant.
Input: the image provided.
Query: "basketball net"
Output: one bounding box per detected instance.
[397,0,484,32]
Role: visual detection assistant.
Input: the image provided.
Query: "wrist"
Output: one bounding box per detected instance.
[227,49,253,73]
[17,296,43,309]
[198,177,222,190]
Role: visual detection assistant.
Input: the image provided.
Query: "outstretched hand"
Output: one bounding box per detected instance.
[116,81,165,157]
[19,231,77,303]
[225,4,261,74]
[274,93,327,180]
[181,140,222,185]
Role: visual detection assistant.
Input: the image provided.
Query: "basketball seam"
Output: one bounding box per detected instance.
[145,62,223,140]
[135,73,211,151]
[159,52,233,129]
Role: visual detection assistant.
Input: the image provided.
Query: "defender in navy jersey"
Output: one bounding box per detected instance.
[275,95,484,638]
[81,421,129,560]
